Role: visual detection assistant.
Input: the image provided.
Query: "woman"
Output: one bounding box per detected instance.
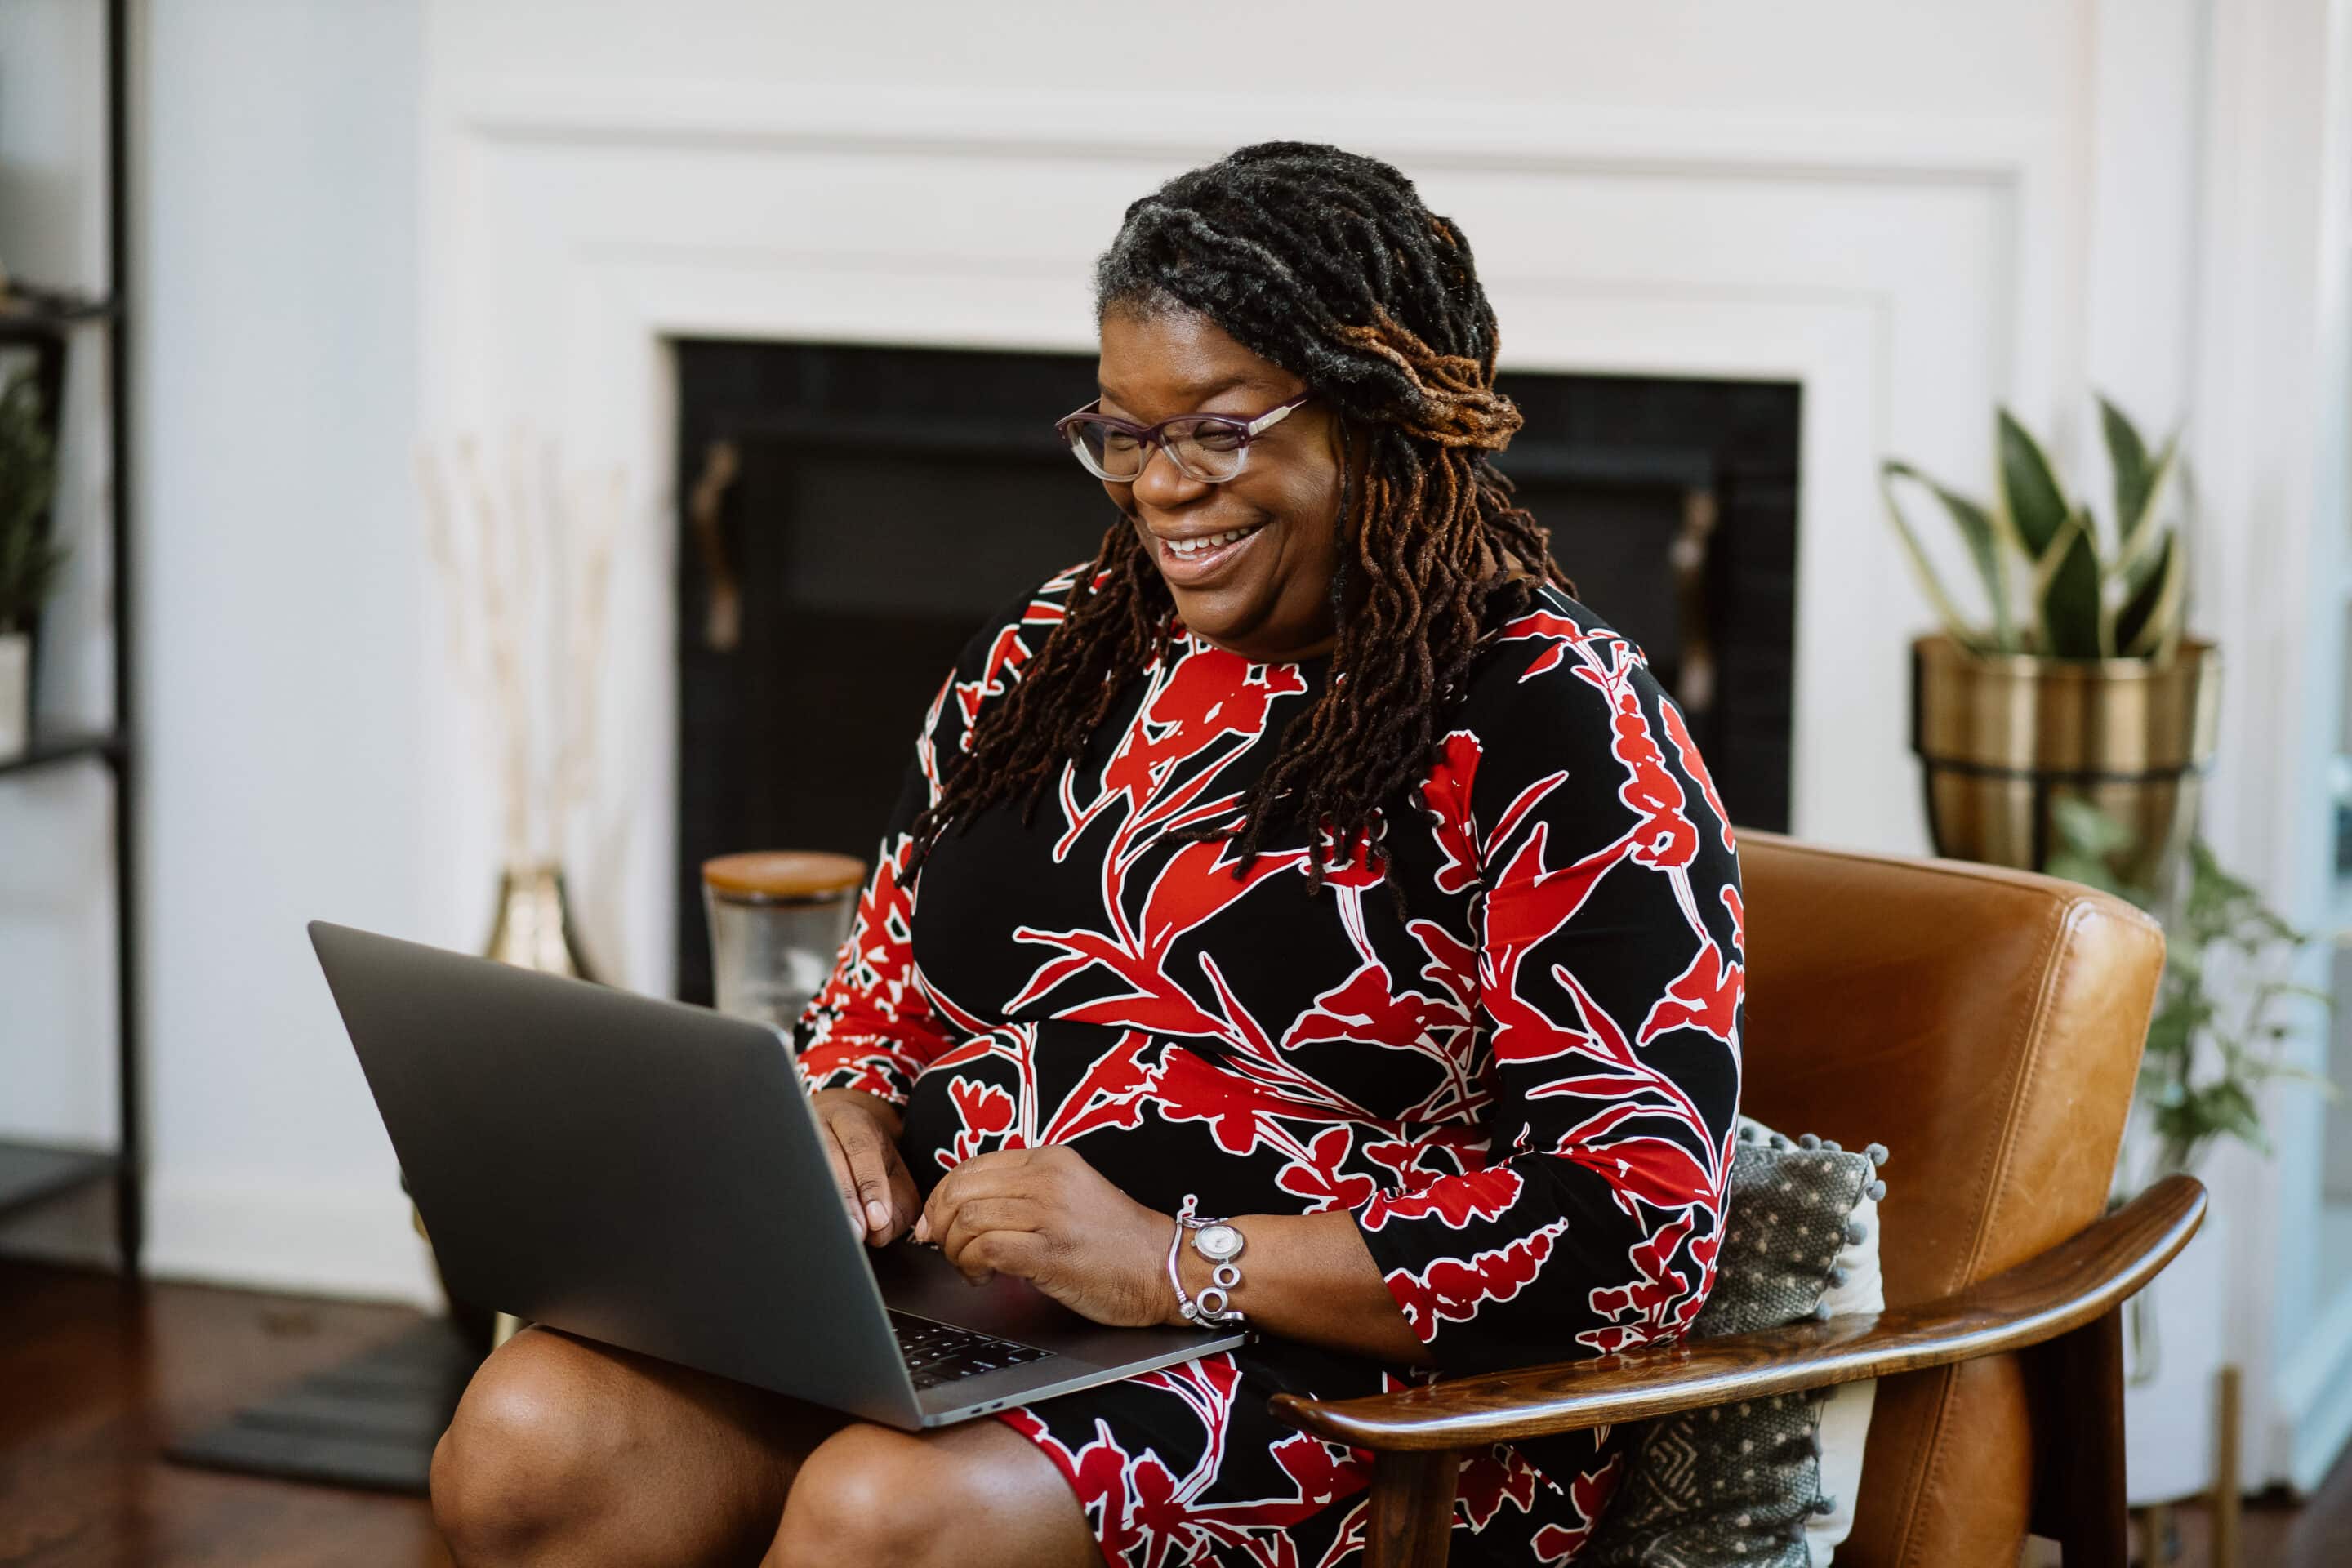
[430,141,1742,1568]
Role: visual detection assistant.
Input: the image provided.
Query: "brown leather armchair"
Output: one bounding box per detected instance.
[1274,832,2206,1568]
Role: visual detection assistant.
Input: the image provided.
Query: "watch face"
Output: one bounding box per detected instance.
[1194,1223,1244,1262]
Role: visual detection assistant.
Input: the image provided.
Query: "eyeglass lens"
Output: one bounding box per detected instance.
[1071,417,1250,483]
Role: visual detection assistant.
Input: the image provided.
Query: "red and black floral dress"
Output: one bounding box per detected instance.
[797,564,1743,1567]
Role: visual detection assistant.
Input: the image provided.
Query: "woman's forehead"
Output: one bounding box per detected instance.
[1096,309,1298,407]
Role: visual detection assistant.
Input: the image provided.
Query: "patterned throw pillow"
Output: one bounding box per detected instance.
[1584,1117,1888,1567]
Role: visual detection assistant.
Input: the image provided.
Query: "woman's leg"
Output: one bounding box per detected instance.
[763,1418,1104,1568]
[429,1325,844,1567]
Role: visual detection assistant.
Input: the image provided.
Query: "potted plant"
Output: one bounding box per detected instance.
[1895,410,2323,1497]
[0,367,66,756]
[1884,399,2218,890]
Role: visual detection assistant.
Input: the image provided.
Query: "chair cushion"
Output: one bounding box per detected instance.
[1584,1117,1887,1566]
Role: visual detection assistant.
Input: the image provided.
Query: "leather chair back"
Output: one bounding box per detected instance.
[1735,832,2164,1568]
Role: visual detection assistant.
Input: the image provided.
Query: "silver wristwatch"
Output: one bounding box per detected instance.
[1186,1217,1246,1326]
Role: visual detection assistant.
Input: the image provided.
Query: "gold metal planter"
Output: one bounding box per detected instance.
[1911,635,2220,890]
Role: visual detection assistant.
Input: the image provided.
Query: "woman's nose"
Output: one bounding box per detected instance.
[1129,444,1210,510]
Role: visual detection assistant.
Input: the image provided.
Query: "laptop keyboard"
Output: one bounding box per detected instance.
[889,1312,1055,1391]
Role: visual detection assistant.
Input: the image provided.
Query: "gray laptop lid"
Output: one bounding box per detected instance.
[309,919,925,1428]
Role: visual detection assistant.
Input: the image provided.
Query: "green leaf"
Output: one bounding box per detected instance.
[2143,998,2195,1064]
[2100,395,2153,537]
[1998,408,2072,559]
[2044,850,2122,898]
[2118,439,2179,583]
[1880,462,1997,653]
[2202,1081,2270,1152]
[2100,398,2180,572]
[2045,795,2157,902]
[2114,530,2180,657]
[2035,510,2106,658]
[0,368,62,630]
[2052,795,2133,857]
[1883,461,2015,648]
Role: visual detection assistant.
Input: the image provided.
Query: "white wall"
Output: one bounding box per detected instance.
[133,0,432,1298]
[0,0,438,1301]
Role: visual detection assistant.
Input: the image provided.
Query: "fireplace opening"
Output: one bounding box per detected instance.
[672,338,1797,1003]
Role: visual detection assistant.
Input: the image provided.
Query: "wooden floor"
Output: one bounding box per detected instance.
[2,1256,2350,1566]
[0,1260,454,1568]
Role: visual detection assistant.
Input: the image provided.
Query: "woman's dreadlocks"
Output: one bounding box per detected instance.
[910,141,1570,893]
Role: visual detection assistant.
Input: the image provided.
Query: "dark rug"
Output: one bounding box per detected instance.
[166,1316,482,1494]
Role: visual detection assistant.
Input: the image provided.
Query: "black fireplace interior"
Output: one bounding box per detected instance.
[672,338,1798,1003]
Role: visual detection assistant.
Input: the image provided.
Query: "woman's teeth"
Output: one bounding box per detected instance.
[1167,525,1260,557]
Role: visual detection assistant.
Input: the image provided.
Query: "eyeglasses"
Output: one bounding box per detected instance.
[1054,391,1314,484]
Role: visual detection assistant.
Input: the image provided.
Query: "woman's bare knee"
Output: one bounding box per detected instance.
[766,1420,1099,1568]
[430,1328,632,1561]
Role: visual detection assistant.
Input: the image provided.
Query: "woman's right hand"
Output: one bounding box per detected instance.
[808,1088,921,1246]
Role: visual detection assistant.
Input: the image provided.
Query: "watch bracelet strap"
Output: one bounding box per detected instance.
[1164,1210,1199,1324]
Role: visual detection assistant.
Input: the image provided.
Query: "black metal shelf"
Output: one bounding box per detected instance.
[0,0,140,1275]
[0,727,122,780]
[0,1138,118,1223]
[0,286,118,342]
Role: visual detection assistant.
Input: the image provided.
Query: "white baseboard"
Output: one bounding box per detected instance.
[140,1171,443,1308]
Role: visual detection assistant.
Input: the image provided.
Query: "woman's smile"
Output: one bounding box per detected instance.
[1149,519,1267,583]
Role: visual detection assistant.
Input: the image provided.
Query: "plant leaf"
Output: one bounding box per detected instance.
[2047,795,2149,902]
[2035,510,2106,658]
[1879,462,1993,653]
[2099,396,2179,576]
[2115,437,2179,585]
[1998,408,2071,559]
[2114,529,2180,657]
[0,368,61,630]
[1882,461,2011,649]
[2203,1081,2270,1152]
[2100,394,2152,535]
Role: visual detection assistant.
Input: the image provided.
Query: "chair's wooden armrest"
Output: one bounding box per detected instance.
[1273,1173,2203,1452]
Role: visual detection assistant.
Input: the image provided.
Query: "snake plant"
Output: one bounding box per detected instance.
[1882,397,2185,662]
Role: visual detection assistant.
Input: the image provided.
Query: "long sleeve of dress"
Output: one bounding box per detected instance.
[1349,609,1744,1376]
[794,577,1076,1107]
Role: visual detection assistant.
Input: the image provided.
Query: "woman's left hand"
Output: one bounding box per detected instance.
[912,1145,1176,1328]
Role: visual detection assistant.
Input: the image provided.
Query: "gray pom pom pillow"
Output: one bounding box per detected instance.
[1584,1116,1888,1567]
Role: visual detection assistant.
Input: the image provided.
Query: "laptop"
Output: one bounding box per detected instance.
[308,920,1246,1430]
